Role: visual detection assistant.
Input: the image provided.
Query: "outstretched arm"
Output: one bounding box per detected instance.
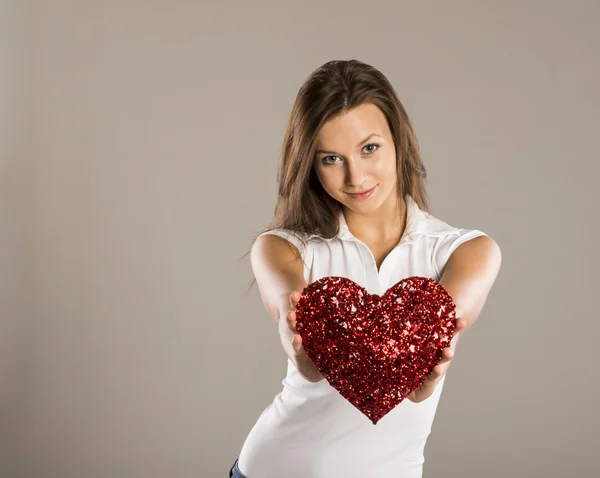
[408,235,501,403]
[439,234,502,338]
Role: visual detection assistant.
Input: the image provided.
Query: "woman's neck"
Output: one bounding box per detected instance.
[343,195,407,245]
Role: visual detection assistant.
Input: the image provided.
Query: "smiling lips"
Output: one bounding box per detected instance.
[346,185,376,200]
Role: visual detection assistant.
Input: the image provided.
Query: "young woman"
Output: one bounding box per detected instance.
[230,59,502,478]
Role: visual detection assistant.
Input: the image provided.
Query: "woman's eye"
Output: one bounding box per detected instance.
[322,156,340,165]
[321,143,380,165]
[363,143,379,154]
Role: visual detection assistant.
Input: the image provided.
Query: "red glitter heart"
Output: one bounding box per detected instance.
[295,276,456,425]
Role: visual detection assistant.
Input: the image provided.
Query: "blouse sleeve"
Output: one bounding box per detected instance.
[256,229,312,283]
[257,229,304,254]
[432,228,488,279]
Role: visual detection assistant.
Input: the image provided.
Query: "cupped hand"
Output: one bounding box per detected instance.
[286,291,325,383]
[407,315,467,403]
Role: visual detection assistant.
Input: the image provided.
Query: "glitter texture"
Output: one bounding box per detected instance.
[295,276,456,425]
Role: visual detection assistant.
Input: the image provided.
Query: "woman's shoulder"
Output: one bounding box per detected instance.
[257,228,311,246]
[254,228,322,262]
[421,213,489,277]
[416,208,487,239]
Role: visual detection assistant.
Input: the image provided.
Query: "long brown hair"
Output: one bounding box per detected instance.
[241,59,431,292]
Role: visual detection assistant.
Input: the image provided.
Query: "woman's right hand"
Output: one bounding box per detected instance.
[284,291,325,383]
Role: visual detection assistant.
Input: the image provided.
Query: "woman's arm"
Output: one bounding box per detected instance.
[408,235,501,403]
[250,234,307,326]
[251,234,324,382]
[438,235,502,340]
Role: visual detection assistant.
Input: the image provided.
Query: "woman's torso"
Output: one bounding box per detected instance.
[237,195,487,478]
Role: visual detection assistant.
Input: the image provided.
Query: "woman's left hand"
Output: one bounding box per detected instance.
[407,315,467,403]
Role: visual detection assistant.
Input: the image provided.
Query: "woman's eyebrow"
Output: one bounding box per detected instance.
[315,133,382,155]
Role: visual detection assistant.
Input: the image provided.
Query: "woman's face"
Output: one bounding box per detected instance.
[313,103,398,214]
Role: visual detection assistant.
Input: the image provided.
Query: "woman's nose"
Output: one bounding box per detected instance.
[344,158,368,186]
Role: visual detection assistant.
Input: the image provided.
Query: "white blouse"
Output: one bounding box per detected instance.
[238,194,488,478]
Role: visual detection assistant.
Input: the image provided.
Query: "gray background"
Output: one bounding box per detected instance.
[1,1,598,477]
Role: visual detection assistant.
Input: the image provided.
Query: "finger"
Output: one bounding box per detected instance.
[289,291,301,309]
[439,348,454,364]
[435,354,451,369]
[422,365,442,385]
[454,316,466,333]
[436,354,453,377]
[292,334,308,359]
[430,363,446,381]
[286,310,297,333]
[291,333,301,353]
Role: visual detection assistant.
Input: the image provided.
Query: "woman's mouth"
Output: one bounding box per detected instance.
[346,185,376,200]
